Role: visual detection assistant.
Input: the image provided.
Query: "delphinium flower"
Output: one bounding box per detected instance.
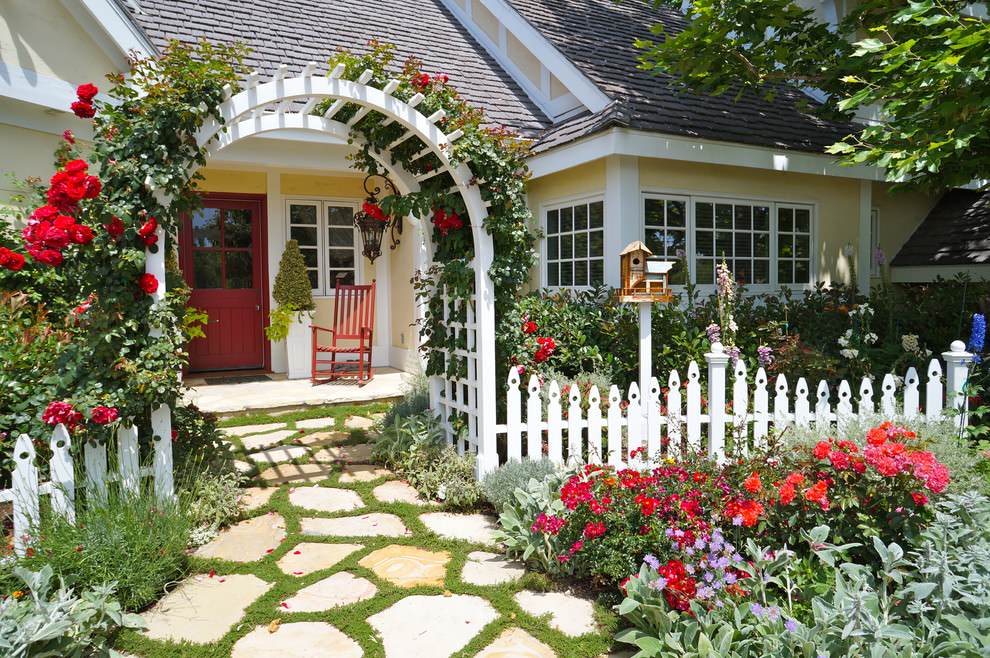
[969,313,985,363]
[757,345,773,368]
[706,322,721,344]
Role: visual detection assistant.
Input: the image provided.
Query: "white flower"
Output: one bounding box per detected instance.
[901,334,920,354]
[437,483,447,500]
[728,319,738,333]
[866,332,878,344]
[838,335,849,348]
[840,348,859,359]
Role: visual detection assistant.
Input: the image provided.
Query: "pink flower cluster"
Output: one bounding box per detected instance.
[42,401,84,431]
[531,512,567,535]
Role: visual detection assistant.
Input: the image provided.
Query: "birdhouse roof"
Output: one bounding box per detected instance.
[620,241,653,256]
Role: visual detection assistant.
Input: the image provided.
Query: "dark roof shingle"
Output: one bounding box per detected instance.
[891,189,990,267]
[512,0,857,154]
[126,0,551,135]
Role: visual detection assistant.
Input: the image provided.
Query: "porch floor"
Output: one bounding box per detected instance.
[182,368,411,415]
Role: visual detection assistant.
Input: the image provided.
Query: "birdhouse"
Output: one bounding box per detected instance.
[617,241,674,303]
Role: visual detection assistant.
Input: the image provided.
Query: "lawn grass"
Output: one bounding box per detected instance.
[113,403,617,657]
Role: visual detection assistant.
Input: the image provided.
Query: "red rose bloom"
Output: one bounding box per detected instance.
[522,320,537,334]
[412,72,430,89]
[71,224,94,245]
[71,100,95,118]
[743,471,761,493]
[43,401,84,431]
[911,492,928,506]
[90,406,119,425]
[138,216,159,246]
[105,216,125,239]
[62,129,76,144]
[31,248,63,266]
[804,480,830,510]
[828,450,851,470]
[361,201,388,222]
[0,247,25,271]
[76,83,98,102]
[138,272,159,294]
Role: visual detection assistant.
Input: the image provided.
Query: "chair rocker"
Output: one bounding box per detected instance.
[311,279,376,385]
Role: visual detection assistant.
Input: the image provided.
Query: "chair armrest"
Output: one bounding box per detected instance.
[311,325,335,335]
[360,327,374,340]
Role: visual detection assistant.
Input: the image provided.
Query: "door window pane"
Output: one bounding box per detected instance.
[193,251,221,288]
[225,251,253,288]
[224,209,253,248]
[589,201,604,228]
[192,208,220,247]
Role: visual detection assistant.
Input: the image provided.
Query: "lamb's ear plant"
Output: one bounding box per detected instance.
[493,470,570,574]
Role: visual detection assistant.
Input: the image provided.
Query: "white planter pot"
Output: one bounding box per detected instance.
[286,314,312,380]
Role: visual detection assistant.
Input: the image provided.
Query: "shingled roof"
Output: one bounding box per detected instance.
[891,189,990,267]
[124,0,551,135]
[510,0,857,154]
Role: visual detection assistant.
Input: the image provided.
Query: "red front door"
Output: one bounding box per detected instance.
[180,195,267,372]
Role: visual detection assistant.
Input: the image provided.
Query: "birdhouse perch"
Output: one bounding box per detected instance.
[617,241,674,303]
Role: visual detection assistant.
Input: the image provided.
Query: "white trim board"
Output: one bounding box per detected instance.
[891,264,990,283]
[527,127,885,182]
[59,0,156,68]
[0,63,81,113]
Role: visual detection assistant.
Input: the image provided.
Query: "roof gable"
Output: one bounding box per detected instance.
[892,189,990,267]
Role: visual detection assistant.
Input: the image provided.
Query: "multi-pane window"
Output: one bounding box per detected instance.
[286,200,358,295]
[643,195,814,287]
[190,206,255,289]
[545,199,604,288]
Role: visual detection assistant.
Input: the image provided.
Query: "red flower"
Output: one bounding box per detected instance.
[743,471,761,493]
[812,441,831,460]
[90,406,119,425]
[71,224,94,245]
[431,207,464,236]
[30,248,63,266]
[777,482,796,505]
[803,480,829,510]
[71,100,95,119]
[105,216,125,239]
[76,83,99,102]
[412,72,430,89]
[138,216,159,246]
[138,272,159,294]
[42,401,84,431]
[522,320,537,334]
[62,130,75,144]
[361,201,388,222]
[828,450,850,470]
[911,492,928,506]
[0,247,25,271]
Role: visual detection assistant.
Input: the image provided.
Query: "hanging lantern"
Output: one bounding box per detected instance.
[353,173,402,263]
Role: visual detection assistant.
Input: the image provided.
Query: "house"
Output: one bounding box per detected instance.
[0,0,963,379]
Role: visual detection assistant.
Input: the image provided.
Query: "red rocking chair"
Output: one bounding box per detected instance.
[311,280,376,385]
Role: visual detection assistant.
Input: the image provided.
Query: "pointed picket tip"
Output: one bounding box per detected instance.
[608,385,622,404]
[859,377,874,396]
[816,380,830,398]
[734,358,748,378]
[882,373,896,391]
[628,381,641,401]
[838,380,853,398]
[796,377,809,396]
[527,374,541,394]
[14,433,35,460]
[668,369,681,388]
[754,367,768,386]
[548,380,561,400]
[905,367,919,386]
[927,358,943,378]
[588,385,601,404]
[775,374,788,392]
[568,383,581,404]
[649,376,662,398]
[507,367,520,387]
[687,361,701,381]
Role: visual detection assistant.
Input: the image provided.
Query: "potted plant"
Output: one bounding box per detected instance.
[266,240,315,379]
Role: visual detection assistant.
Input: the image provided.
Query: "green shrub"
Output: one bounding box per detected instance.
[0,565,144,657]
[412,446,483,510]
[183,469,243,546]
[12,491,191,610]
[481,458,559,512]
[372,410,445,471]
[378,375,430,429]
[171,404,234,479]
[272,240,315,311]
[493,469,571,574]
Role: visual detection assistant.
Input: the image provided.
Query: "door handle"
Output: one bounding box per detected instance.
[256,305,261,311]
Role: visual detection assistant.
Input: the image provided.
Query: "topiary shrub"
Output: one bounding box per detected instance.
[272,240,314,311]
[481,458,560,512]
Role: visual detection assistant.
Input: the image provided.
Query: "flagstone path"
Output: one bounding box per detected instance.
[116,410,615,658]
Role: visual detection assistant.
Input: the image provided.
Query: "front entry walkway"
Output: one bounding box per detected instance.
[116,409,614,658]
[183,368,411,415]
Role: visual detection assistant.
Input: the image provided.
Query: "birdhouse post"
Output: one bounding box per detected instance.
[616,242,676,409]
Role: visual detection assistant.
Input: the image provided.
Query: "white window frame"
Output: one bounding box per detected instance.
[640,191,817,293]
[284,197,362,297]
[540,193,606,291]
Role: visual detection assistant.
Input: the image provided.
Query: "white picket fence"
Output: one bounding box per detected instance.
[495,341,974,468]
[2,406,174,556]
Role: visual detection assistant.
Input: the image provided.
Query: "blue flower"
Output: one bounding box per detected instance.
[969,313,986,361]
[784,618,799,633]
[724,572,737,585]
[732,515,743,526]
[651,577,668,591]
[749,602,765,618]
[644,554,660,570]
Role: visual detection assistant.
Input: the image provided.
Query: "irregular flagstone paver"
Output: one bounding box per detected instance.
[143,573,272,644]
[338,464,391,483]
[420,512,499,546]
[241,429,297,451]
[233,460,255,475]
[295,416,336,430]
[194,514,286,562]
[223,422,284,437]
[344,415,376,430]
[369,594,498,658]
[300,513,409,537]
[260,463,335,485]
[231,622,362,658]
[277,542,363,576]
[461,551,525,586]
[514,591,596,637]
[292,430,349,447]
[288,486,364,513]
[313,443,373,464]
[359,544,449,588]
[476,628,556,658]
[239,487,277,511]
[372,480,429,505]
[248,444,309,464]
[281,571,377,612]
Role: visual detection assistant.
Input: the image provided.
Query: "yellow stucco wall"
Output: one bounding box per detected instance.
[195,169,267,195]
[0,123,62,209]
[638,158,862,286]
[870,182,934,275]
[1,0,118,85]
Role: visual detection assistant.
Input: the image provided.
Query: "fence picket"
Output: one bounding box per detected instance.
[587,386,603,464]
[837,380,853,433]
[794,378,811,428]
[627,383,643,466]
[859,378,875,416]
[647,377,663,463]
[607,385,623,466]
[526,375,541,460]
[686,362,701,452]
[151,404,174,502]
[667,370,682,457]
[84,439,108,503]
[506,369,522,461]
[881,374,897,419]
[567,384,583,465]
[706,347,729,463]
[118,424,140,496]
[547,381,563,464]
[815,381,831,431]
[904,367,920,419]
[12,434,39,557]
[926,359,943,421]
[774,375,790,428]
[732,360,748,456]
[753,368,769,447]
[49,424,75,524]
